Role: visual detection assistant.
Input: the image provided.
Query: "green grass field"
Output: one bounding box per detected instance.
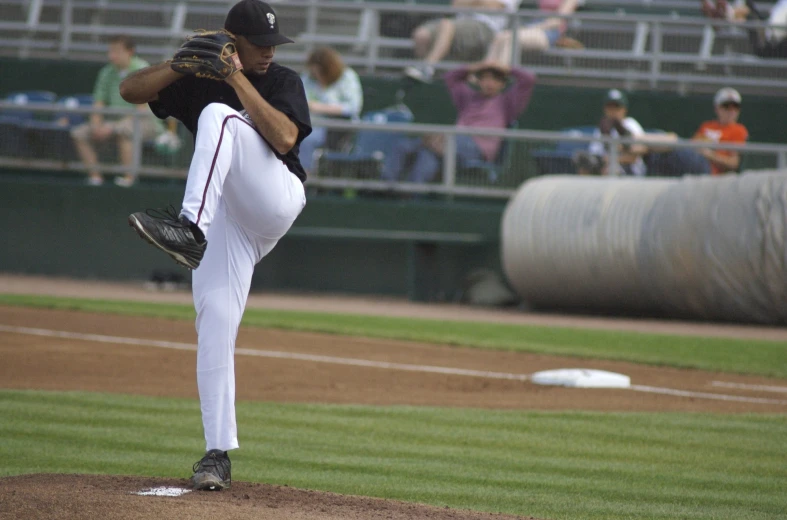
[1,294,787,519]
[1,390,785,520]
[1,293,786,378]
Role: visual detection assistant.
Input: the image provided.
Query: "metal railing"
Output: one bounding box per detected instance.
[1,102,785,199]
[309,116,787,197]
[0,0,785,94]
[0,103,148,175]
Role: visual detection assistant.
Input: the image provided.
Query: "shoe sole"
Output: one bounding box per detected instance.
[128,214,198,270]
[191,472,230,491]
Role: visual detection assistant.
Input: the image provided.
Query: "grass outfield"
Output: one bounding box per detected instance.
[1,390,786,520]
[1,294,787,378]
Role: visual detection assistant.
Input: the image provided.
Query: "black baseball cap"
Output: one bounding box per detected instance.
[224,0,294,47]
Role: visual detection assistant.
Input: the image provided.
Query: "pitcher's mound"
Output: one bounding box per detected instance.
[0,474,542,520]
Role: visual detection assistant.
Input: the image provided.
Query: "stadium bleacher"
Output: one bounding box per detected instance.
[0,0,786,199]
[0,0,784,94]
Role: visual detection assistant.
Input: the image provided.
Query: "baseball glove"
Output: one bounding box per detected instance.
[170,29,243,80]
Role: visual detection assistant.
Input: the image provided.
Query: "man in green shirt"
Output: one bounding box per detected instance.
[70,34,163,187]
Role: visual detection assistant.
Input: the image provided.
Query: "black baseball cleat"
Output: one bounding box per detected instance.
[128,206,206,270]
[191,449,231,491]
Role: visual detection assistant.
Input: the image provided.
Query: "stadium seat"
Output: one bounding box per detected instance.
[0,91,58,158]
[0,117,24,158]
[531,126,597,175]
[455,121,519,186]
[54,94,94,127]
[15,94,93,162]
[21,120,76,162]
[313,106,415,180]
[1,91,58,122]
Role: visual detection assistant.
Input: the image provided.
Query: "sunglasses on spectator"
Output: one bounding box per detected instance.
[719,102,741,109]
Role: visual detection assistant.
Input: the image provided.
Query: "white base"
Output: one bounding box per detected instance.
[133,487,192,497]
[530,368,631,388]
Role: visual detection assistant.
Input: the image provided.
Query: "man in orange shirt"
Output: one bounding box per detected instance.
[646,87,748,177]
[692,87,749,175]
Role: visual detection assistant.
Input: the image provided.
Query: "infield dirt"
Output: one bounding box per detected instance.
[0,474,540,520]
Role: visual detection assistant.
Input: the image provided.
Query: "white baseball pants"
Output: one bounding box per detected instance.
[180,102,306,452]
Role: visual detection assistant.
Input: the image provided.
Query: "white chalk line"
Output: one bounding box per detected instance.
[628,385,786,405]
[1,324,786,406]
[0,325,530,382]
[711,381,787,394]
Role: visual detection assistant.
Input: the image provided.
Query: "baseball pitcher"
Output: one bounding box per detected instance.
[119,0,311,490]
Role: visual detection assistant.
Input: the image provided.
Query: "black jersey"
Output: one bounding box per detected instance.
[149,62,312,182]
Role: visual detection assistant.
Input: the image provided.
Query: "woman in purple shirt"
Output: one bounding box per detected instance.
[384,60,536,184]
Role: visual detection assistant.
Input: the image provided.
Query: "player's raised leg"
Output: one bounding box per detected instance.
[179,103,248,235]
[127,102,245,270]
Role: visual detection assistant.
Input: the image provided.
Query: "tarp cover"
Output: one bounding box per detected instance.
[501,173,787,324]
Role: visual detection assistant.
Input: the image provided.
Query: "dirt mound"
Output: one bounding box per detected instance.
[0,474,540,520]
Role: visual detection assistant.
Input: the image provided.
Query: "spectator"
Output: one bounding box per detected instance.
[647,88,749,176]
[691,87,748,175]
[573,89,651,176]
[485,0,582,66]
[299,47,363,173]
[746,0,787,58]
[702,0,787,58]
[70,35,163,187]
[701,0,750,21]
[385,61,535,183]
[404,0,522,83]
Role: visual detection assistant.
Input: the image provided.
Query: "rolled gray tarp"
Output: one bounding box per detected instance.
[501,172,787,324]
